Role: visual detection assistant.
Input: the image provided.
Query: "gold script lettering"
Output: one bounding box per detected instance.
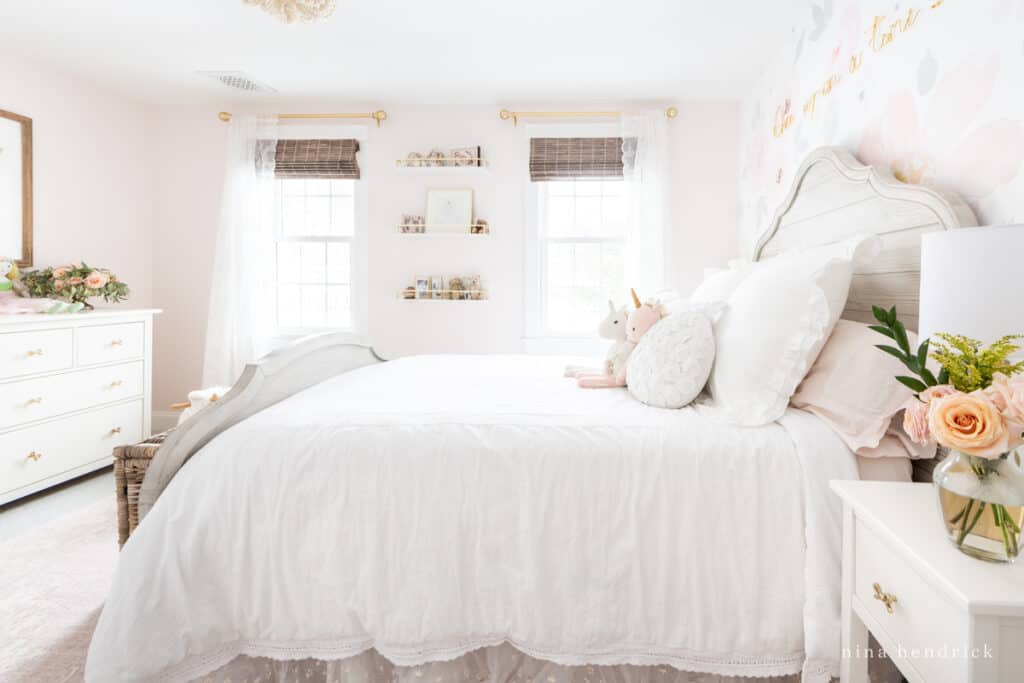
[772,103,794,138]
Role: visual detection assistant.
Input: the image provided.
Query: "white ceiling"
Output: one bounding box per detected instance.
[0,0,805,105]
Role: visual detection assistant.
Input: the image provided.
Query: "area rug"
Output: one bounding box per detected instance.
[0,499,117,683]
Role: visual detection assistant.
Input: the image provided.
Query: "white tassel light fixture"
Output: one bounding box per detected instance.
[244,0,336,23]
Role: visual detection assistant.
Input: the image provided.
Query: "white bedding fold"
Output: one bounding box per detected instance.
[86,355,858,682]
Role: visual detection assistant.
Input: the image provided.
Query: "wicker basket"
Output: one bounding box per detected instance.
[113,429,172,547]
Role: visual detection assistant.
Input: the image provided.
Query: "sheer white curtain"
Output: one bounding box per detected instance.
[621,111,671,298]
[202,115,279,387]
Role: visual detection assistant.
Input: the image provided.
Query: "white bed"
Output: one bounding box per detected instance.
[86,148,977,683]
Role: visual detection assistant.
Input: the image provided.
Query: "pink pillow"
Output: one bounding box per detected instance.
[791,320,921,454]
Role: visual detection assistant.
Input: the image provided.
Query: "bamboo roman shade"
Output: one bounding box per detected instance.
[273,139,361,180]
[529,137,625,181]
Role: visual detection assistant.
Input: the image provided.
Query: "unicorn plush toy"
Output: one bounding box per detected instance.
[576,288,666,388]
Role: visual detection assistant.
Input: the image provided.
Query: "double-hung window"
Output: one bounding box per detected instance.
[525,130,630,338]
[269,136,365,335]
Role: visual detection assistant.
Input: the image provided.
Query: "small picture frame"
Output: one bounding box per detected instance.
[425,188,473,233]
[430,275,445,299]
[415,276,431,299]
[463,274,482,299]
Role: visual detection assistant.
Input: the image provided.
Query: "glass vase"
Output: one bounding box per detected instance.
[934,448,1024,563]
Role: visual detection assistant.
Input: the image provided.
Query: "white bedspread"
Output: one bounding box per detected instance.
[86,355,858,682]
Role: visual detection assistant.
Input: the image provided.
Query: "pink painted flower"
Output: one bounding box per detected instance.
[84,271,110,289]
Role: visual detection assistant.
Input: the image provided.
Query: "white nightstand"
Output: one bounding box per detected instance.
[831,481,1024,682]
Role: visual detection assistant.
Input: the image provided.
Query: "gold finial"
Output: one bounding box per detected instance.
[666,106,679,119]
[630,288,642,308]
[372,110,388,127]
[499,109,518,126]
[217,111,232,122]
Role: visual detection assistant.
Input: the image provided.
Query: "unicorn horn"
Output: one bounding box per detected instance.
[630,288,641,308]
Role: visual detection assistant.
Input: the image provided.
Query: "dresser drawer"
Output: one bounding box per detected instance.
[0,361,144,431]
[0,400,143,495]
[76,322,144,366]
[855,519,968,682]
[0,328,74,380]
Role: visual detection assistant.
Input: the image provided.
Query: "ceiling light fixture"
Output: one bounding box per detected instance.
[243,0,336,23]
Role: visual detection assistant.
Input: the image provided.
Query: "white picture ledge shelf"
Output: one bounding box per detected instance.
[396,227,490,237]
[398,291,489,301]
[396,159,489,172]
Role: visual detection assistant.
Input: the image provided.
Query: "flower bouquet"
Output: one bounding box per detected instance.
[21,263,130,310]
[870,305,1024,562]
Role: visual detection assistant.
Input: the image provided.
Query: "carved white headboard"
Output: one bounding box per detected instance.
[754,147,978,331]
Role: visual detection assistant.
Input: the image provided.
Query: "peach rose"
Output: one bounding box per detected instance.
[928,392,1010,459]
[52,267,69,279]
[903,398,932,445]
[53,280,65,291]
[986,372,1024,423]
[68,277,83,285]
[84,271,109,289]
[921,384,958,404]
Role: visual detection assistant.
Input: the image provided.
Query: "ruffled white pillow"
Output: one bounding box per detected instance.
[706,237,878,426]
[627,310,716,409]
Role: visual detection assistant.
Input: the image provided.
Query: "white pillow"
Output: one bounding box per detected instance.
[707,243,861,425]
[627,310,716,409]
[688,260,752,306]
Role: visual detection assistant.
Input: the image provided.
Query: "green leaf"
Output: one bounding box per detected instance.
[872,305,890,325]
[893,320,910,354]
[876,345,907,362]
[887,306,897,326]
[896,376,928,393]
[869,325,896,340]
[916,340,930,370]
[938,367,949,385]
[920,367,939,386]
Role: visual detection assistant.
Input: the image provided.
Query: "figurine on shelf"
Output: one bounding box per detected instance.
[448,277,466,301]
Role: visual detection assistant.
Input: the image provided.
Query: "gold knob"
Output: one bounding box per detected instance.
[109,380,124,389]
[109,426,122,436]
[26,451,43,462]
[110,339,124,347]
[26,348,44,357]
[26,397,43,406]
[873,582,898,614]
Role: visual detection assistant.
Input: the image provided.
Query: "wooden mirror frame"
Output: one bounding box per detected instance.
[0,109,33,267]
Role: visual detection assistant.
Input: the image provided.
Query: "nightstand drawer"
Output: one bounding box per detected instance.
[0,328,74,379]
[76,322,144,366]
[855,519,968,682]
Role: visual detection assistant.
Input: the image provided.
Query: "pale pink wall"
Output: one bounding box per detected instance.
[147,102,741,410]
[0,52,154,305]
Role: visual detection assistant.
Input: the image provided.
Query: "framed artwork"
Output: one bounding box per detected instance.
[0,109,33,266]
[425,188,473,232]
[414,276,431,299]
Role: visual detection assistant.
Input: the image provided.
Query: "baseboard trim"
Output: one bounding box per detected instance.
[152,410,178,434]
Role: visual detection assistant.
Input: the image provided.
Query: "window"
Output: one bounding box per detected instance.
[273,178,356,331]
[533,179,628,335]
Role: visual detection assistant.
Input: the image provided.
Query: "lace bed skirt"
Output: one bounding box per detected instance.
[196,644,800,683]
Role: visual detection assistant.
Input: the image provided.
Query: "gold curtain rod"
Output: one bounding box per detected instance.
[217,111,388,127]
[499,106,678,126]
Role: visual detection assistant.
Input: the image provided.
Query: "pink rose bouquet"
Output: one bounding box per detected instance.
[20,262,129,309]
[871,305,1024,560]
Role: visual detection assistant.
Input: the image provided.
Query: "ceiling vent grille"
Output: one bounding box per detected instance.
[197,71,276,94]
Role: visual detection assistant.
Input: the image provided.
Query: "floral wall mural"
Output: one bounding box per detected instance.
[739,0,1024,253]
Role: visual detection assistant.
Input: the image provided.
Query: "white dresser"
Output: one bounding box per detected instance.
[832,480,1024,683]
[0,308,159,505]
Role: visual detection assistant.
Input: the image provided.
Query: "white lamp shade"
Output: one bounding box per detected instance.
[918,225,1024,348]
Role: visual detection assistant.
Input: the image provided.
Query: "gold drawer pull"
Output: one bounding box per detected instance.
[26,396,43,406]
[110,339,124,347]
[26,348,44,357]
[26,451,43,462]
[108,426,122,436]
[873,582,898,614]
[109,380,124,389]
